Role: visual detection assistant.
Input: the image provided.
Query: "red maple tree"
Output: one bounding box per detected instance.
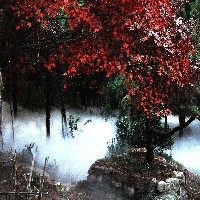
[7,0,195,117]
[64,0,195,117]
[1,1,198,159]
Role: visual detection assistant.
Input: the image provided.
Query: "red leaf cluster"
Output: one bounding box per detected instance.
[8,0,196,116]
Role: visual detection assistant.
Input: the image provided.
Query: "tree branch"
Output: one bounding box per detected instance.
[160,116,196,140]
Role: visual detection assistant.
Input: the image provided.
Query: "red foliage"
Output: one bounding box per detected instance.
[7,0,196,116]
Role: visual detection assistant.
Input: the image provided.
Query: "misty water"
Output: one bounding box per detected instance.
[1,102,117,183]
[1,102,200,183]
[164,116,200,175]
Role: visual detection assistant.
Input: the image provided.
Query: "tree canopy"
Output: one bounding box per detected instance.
[0,0,197,122]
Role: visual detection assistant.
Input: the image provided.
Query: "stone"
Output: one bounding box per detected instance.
[154,192,178,200]
[87,174,96,182]
[124,184,135,198]
[87,159,193,199]
[165,178,179,191]
[173,171,184,179]
[149,178,157,193]
[157,181,166,193]
[95,165,106,173]
[179,186,188,200]
[164,182,171,192]
[152,178,157,183]
[96,174,103,183]
[104,166,110,174]
[88,168,95,175]
[126,147,147,157]
[114,172,129,183]
[112,179,122,188]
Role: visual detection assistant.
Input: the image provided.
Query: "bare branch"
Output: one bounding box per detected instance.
[160,116,196,140]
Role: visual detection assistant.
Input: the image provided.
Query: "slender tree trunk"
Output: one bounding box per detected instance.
[0,69,3,135]
[145,118,154,164]
[12,76,17,117]
[164,114,168,129]
[179,115,186,137]
[60,90,67,136]
[46,98,50,136]
[9,103,14,140]
[26,73,31,106]
[46,73,51,136]
[10,61,17,117]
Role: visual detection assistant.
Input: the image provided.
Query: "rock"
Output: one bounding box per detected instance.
[124,184,135,198]
[96,174,103,183]
[112,179,122,188]
[165,178,180,191]
[88,168,95,175]
[179,186,188,200]
[95,165,106,173]
[114,172,129,183]
[157,181,166,192]
[164,182,171,193]
[87,154,200,199]
[154,192,178,200]
[87,174,96,182]
[126,147,147,157]
[103,166,110,174]
[149,178,157,193]
[173,171,184,179]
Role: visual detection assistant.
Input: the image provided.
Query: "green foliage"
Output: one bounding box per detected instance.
[170,81,200,117]
[68,115,79,134]
[58,7,69,31]
[104,76,173,155]
[190,0,200,19]
[68,115,92,135]
[107,137,130,155]
[77,0,85,6]
[83,119,92,126]
[115,113,173,153]
[105,154,151,173]
[101,75,127,116]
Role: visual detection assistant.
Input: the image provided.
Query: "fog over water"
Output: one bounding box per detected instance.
[1,102,116,182]
[1,102,200,183]
[165,116,200,175]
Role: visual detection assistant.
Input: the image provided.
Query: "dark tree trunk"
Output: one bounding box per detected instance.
[145,119,154,164]
[164,114,168,129]
[0,69,3,135]
[157,116,195,141]
[46,97,51,136]
[12,77,17,117]
[60,91,67,136]
[11,63,18,117]
[46,73,51,136]
[26,73,31,106]
[179,115,186,137]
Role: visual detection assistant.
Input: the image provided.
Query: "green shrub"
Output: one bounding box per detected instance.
[116,113,173,153]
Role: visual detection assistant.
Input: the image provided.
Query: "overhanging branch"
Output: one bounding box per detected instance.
[160,116,196,140]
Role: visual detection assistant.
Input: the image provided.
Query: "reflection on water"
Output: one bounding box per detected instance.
[1,102,200,182]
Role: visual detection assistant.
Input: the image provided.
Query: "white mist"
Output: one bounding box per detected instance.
[1,102,116,182]
[163,115,200,175]
[1,102,200,183]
